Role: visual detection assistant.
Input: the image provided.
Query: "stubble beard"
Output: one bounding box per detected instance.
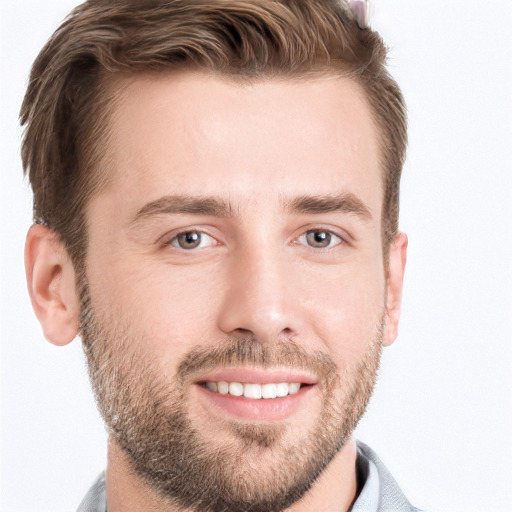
[79,278,383,512]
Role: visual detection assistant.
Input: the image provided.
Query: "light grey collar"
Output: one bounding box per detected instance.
[352,441,421,512]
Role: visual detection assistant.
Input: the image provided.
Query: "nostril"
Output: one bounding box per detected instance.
[232,327,253,336]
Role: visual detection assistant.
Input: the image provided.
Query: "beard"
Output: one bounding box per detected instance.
[79,278,383,512]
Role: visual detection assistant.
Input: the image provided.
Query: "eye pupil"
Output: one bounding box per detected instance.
[178,231,201,249]
[306,230,331,248]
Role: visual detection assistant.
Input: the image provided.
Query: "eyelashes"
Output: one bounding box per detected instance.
[297,230,344,249]
[168,231,218,250]
[164,228,346,252]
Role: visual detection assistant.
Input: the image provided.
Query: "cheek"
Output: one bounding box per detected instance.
[96,260,225,365]
[299,258,386,361]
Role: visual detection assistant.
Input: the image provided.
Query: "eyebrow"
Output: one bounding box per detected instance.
[131,191,372,225]
[133,195,234,223]
[283,193,372,220]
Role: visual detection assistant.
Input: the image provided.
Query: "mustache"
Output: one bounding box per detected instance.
[176,337,338,383]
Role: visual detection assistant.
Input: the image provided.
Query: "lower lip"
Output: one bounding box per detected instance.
[196,384,314,421]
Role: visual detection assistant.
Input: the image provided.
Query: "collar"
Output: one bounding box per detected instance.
[351,440,419,512]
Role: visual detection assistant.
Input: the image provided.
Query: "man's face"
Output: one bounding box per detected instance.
[81,72,391,510]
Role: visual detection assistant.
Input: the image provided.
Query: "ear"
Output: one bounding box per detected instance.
[25,224,80,346]
[383,232,408,347]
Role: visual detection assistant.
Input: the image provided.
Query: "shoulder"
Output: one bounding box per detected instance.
[76,472,107,512]
[355,441,425,512]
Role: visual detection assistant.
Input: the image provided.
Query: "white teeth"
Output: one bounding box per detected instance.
[217,381,229,394]
[228,382,244,397]
[243,383,262,399]
[205,381,302,399]
[288,383,301,395]
[261,383,277,399]
[276,383,289,397]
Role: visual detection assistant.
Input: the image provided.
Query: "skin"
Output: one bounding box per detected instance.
[25,72,407,511]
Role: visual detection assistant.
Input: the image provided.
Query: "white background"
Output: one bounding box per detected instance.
[1,1,511,511]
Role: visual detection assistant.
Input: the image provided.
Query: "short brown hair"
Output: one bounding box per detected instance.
[20,0,407,266]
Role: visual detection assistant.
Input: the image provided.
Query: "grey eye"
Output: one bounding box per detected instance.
[301,230,342,249]
[172,231,203,249]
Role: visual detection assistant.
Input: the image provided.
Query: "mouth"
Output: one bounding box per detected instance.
[201,381,303,399]
[194,368,317,421]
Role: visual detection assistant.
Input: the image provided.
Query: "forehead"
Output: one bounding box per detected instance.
[97,71,382,216]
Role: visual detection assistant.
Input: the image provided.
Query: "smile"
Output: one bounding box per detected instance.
[195,368,317,420]
[202,381,302,399]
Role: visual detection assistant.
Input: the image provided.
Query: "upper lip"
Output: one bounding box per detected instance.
[195,367,318,385]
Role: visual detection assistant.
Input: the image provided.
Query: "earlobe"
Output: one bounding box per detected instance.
[25,224,80,346]
[383,232,408,347]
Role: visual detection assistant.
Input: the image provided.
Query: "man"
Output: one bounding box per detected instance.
[21,0,414,510]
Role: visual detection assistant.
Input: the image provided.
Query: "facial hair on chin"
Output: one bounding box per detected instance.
[79,278,383,512]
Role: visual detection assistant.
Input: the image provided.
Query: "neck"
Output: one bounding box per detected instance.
[106,437,359,512]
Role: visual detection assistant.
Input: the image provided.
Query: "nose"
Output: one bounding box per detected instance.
[216,245,304,343]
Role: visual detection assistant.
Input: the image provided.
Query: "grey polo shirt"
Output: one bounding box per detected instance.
[77,441,421,511]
